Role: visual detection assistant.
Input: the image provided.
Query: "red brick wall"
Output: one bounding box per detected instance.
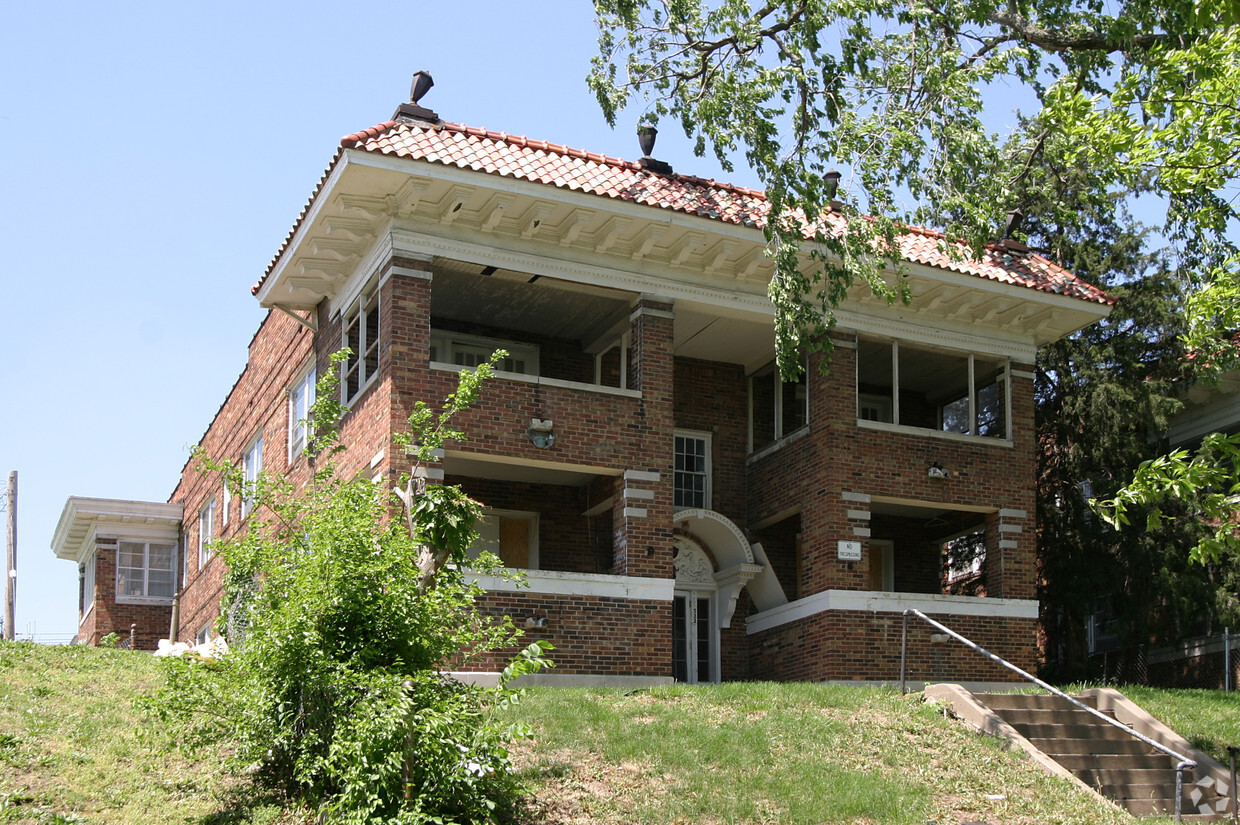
[466,590,672,677]
[78,538,172,650]
[746,338,1037,603]
[749,609,1037,683]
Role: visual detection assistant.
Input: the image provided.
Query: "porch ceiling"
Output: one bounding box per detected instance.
[431,258,778,368]
[443,450,618,487]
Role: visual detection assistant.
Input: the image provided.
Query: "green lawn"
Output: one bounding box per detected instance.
[3,641,1232,824]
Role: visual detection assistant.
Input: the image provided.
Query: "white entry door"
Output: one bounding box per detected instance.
[673,590,714,683]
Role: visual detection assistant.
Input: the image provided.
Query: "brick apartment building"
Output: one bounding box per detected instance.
[52,82,1113,684]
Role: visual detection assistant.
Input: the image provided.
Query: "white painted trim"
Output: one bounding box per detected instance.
[447,671,673,689]
[624,469,661,483]
[429,361,643,399]
[467,569,675,601]
[856,418,1015,448]
[746,589,1039,634]
[1010,369,1036,380]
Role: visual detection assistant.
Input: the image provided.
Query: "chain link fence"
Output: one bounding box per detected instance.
[1088,629,1240,689]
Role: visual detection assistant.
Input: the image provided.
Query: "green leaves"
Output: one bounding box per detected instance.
[592,0,1239,374]
[153,351,552,823]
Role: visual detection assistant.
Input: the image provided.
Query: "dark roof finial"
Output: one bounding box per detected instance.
[637,124,673,175]
[393,71,440,125]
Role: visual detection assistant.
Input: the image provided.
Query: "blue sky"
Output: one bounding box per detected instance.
[1,2,755,641]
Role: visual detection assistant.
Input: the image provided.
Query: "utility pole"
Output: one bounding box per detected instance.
[5,471,15,641]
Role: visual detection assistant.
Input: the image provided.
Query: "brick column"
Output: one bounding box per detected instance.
[985,506,1034,599]
[384,254,435,488]
[613,296,675,579]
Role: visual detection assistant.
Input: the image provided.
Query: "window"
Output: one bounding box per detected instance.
[674,431,712,509]
[856,338,1009,439]
[195,623,212,646]
[221,480,230,528]
[748,361,808,452]
[116,540,176,601]
[198,499,215,568]
[80,551,96,616]
[429,331,539,376]
[943,531,986,582]
[242,434,263,519]
[471,510,538,568]
[342,292,380,402]
[289,363,316,460]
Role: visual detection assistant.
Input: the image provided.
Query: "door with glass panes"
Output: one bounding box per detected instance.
[672,590,714,683]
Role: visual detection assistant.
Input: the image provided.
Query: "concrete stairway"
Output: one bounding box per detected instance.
[974,691,1231,821]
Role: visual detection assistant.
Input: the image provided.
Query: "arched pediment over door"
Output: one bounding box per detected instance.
[672,508,786,627]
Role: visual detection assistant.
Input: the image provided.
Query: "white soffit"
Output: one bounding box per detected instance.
[51,497,183,563]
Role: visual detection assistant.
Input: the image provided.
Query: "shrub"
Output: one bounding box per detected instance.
[146,352,551,823]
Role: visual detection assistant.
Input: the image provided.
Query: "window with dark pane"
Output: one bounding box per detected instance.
[674,433,709,509]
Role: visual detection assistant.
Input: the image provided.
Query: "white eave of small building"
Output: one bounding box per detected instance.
[51,497,184,564]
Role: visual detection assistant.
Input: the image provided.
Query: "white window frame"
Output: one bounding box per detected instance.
[288,362,317,461]
[429,331,539,376]
[242,434,263,519]
[115,539,177,603]
[80,551,96,619]
[195,622,213,646]
[342,292,380,403]
[674,430,713,509]
[471,509,540,569]
[198,499,215,568]
[221,479,230,528]
[856,338,1011,441]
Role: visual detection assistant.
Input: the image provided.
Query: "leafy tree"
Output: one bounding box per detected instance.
[1030,201,1240,675]
[147,352,551,824]
[591,0,1239,376]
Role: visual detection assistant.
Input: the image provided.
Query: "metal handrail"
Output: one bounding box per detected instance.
[901,608,1196,822]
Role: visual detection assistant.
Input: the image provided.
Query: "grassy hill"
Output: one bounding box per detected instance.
[2,641,1234,824]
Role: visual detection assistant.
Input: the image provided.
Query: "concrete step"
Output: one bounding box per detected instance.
[1009,721,1137,741]
[1027,736,1160,756]
[1075,767,1186,787]
[1055,752,1181,772]
[974,692,1098,711]
[993,705,1115,726]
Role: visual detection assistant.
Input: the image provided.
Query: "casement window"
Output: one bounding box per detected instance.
[674,431,712,509]
[748,360,809,453]
[288,362,316,460]
[242,434,263,519]
[116,540,176,602]
[429,331,539,376]
[342,292,380,403]
[471,510,539,569]
[198,499,215,568]
[856,338,1009,439]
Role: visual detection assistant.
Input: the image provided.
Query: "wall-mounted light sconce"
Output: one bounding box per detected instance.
[928,462,950,479]
[528,418,556,449]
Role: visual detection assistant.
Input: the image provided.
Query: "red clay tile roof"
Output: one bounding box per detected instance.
[255,120,1114,307]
